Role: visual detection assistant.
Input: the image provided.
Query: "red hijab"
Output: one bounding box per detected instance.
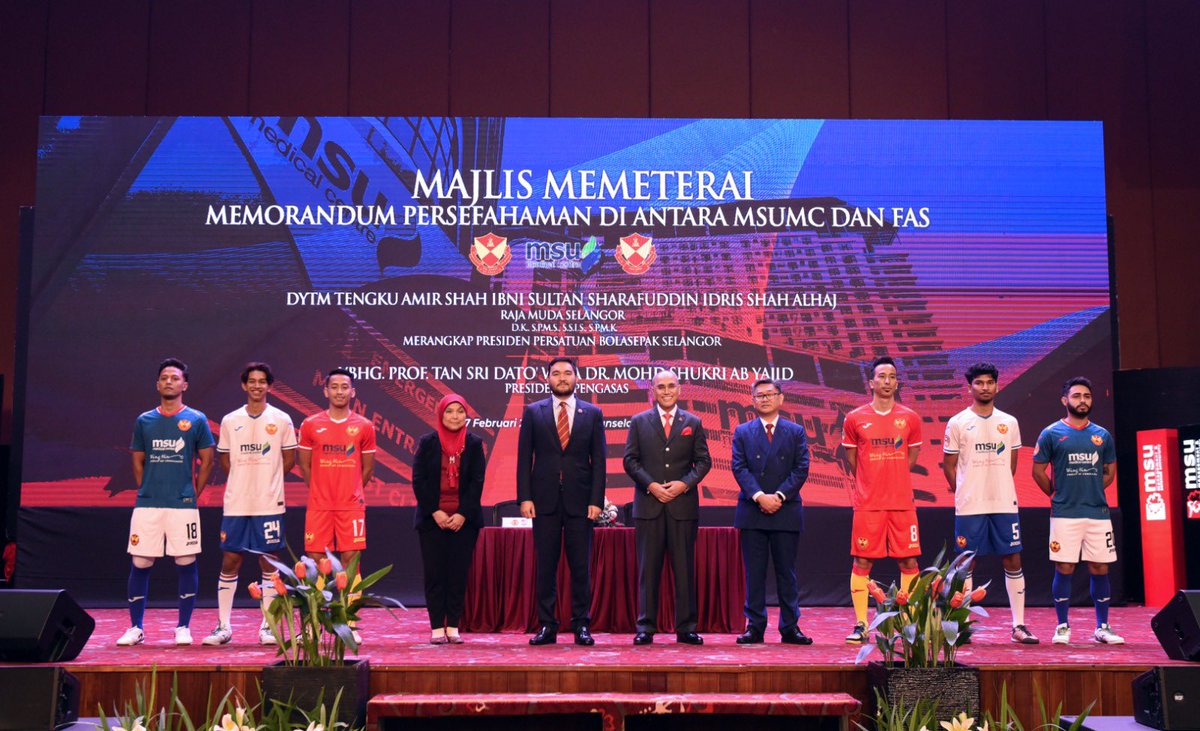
[435,393,469,460]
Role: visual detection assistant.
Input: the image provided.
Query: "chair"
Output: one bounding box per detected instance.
[491,499,523,526]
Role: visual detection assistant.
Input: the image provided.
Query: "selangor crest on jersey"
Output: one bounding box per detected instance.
[469,232,511,276]
[347,425,360,437]
[266,423,278,435]
[1091,435,1104,446]
[616,233,656,275]
[997,424,1008,434]
[178,419,192,432]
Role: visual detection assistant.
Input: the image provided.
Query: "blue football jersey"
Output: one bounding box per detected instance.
[1032,419,1116,519]
[130,405,215,508]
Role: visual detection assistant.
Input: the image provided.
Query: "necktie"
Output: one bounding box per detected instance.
[765,423,774,443]
[662,412,672,433]
[557,401,570,450]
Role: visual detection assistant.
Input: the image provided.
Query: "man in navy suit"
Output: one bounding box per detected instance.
[624,369,712,645]
[731,378,813,645]
[517,356,607,646]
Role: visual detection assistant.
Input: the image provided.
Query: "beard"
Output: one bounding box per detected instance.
[1067,402,1090,419]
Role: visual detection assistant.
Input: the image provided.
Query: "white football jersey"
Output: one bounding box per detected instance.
[943,407,1021,515]
[217,404,297,516]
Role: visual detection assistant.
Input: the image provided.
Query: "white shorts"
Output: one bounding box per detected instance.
[128,507,202,557]
[1048,517,1116,564]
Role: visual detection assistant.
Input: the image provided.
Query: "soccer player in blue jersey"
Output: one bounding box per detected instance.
[117,358,215,646]
[1031,376,1121,645]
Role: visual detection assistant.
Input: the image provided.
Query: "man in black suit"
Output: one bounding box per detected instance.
[731,378,813,645]
[624,369,712,645]
[517,356,607,646]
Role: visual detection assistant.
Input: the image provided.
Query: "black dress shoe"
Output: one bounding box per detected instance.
[780,628,814,645]
[574,626,595,646]
[736,628,764,645]
[633,631,654,645]
[529,626,557,645]
[676,632,704,645]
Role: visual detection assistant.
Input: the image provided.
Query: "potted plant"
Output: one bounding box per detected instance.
[855,548,987,716]
[255,550,402,727]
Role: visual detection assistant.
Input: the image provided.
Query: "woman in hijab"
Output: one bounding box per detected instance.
[412,393,486,644]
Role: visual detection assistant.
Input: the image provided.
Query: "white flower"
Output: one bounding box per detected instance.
[304,723,325,731]
[940,712,976,731]
[213,706,253,731]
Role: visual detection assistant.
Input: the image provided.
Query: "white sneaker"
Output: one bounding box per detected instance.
[116,627,145,646]
[174,626,193,646]
[258,624,276,646]
[1093,624,1125,645]
[1052,623,1071,645]
[201,625,232,646]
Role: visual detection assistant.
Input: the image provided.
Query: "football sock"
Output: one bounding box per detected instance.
[176,561,199,628]
[127,564,152,629]
[900,569,920,595]
[217,572,237,627]
[850,567,871,625]
[1005,568,1026,627]
[1090,573,1111,627]
[1052,570,1072,625]
[260,571,279,620]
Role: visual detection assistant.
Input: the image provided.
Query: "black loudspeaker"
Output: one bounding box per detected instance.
[0,667,81,730]
[0,590,95,662]
[1153,590,1200,661]
[1134,667,1200,730]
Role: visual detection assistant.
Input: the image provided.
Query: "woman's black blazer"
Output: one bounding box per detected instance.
[411,431,486,530]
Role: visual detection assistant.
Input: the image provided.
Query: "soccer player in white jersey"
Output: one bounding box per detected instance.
[942,362,1038,644]
[202,363,297,645]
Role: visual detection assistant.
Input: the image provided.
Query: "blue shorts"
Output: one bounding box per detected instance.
[953,513,1022,556]
[220,514,285,553]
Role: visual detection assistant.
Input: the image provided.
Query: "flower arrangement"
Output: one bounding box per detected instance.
[862,682,1095,731]
[251,550,404,667]
[856,549,988,668]
[97,667,360,730]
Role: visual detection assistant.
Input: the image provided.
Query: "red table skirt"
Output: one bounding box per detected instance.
[462,526,744,633]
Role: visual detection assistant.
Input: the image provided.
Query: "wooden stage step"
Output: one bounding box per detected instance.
[367,692,862,731]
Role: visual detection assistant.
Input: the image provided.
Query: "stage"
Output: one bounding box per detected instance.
[25,605,1187,724]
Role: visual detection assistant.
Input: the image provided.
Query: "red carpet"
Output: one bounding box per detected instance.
[60,605,1184,669]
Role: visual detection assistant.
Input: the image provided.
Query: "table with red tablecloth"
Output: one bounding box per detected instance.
[462,526,745,633]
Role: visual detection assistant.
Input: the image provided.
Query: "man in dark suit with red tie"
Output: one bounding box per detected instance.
[623,369,712,645]
[517,356,607,646]
[731,378,813,645]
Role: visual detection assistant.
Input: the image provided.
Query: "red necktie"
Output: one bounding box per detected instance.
[765,423,774,443]
[557,402,570,450]
[662,412,672,433]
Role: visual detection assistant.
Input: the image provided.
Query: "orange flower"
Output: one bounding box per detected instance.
[273,574,288,597]
[335,571,349,590]
[294,561,307,580]
[247,582,262,600]
[950,591,964,608]
[895,590,909,606]
[930,577,944,595]
[318,558,333,575]
[866,580,887,603]
[970,587,987,603]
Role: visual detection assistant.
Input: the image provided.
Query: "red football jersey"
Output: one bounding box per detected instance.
[841,403,923,510]
[298,411,376,510]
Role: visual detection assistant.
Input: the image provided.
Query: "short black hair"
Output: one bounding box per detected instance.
[326,367,354,385]
[964,362,999,383]
[158,358,189,382]
[1062,376,1093,397]
[751,378,781,395]
[241,362,274,384]
[868,355,896,379]
[547,356,577,373]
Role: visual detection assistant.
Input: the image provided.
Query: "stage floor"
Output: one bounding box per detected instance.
[71,605,1180,668]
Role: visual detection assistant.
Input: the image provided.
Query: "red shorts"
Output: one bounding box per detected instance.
[304,509,366,553]
[851,509,921,559]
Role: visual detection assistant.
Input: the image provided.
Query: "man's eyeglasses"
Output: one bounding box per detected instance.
[753,392,781,400]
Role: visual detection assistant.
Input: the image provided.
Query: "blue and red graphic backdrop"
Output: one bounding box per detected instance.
[23,116,1112,513]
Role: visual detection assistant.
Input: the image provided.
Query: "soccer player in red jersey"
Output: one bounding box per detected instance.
[841,356,923,644]
[298,368,377,643]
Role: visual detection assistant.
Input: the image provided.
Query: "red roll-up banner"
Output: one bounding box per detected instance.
[1137,429,1186,607]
